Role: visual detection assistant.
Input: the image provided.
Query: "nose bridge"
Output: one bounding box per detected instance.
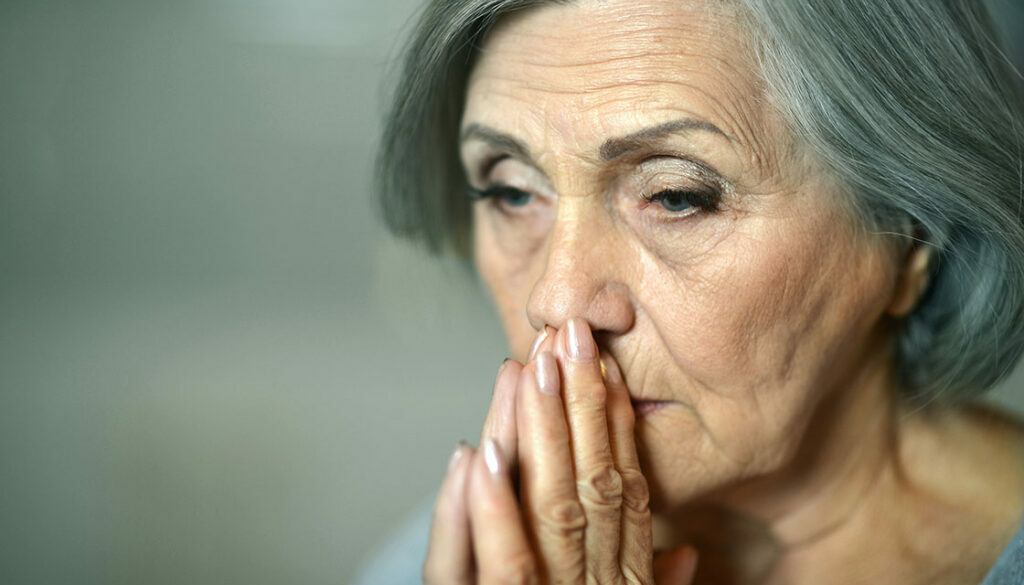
[526,197,632,333]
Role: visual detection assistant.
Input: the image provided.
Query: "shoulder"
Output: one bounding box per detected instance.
[896,403,1024,581]
[973,406,1024,584]
[981,519,1024,585]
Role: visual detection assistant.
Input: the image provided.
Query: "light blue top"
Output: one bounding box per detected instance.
[982,519,1024,585]
[351,501,433,585]
[351,500,1024,585]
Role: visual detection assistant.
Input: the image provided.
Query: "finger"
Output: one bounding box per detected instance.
[603,352,655,580]
[480,359,523,460]
[527,325,556,361]
[654,546,698,585]
[517,353,586,583]
[423,443,475,585]
[557,319,623,579]
[467,438,538,585]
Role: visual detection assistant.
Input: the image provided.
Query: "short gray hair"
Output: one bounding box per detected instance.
[377,0,1024,402]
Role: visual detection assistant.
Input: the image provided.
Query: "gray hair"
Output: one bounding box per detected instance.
[377,0,1024,403]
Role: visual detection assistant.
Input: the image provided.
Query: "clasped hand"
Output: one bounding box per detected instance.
[423,319,698,585]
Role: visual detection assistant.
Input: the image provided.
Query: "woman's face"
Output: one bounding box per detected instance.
[461,0,903,510]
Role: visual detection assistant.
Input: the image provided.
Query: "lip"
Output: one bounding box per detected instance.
[630,400,673,416]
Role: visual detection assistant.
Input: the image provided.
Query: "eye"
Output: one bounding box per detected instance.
[468,185,535,208]
[642,188,720,214]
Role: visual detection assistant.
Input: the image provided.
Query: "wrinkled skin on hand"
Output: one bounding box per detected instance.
[423,322,698,585]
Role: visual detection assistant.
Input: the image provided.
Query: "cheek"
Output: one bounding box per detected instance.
[634,215,897,495]
[474,206,542,359]
[649,213,893,396]
[659,243,813,386]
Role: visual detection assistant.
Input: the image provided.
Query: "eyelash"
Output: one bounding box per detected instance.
[468,185,723,216]
[467,185,534,208]
[641,187,722,215]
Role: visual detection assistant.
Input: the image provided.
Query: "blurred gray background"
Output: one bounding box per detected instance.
[0,1,1021,584]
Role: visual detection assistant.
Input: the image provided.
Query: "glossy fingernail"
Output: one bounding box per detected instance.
[567,318,596,361]
[601,354,623,385]
[535,351,559,395]
[483,438,503,475]
[447,441,468,473]
[528,327,549,361]
[493,358,514,393]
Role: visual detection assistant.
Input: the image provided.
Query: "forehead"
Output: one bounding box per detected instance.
[463,0,772,161]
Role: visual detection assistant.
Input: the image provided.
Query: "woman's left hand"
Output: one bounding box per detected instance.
[451,319,697,584]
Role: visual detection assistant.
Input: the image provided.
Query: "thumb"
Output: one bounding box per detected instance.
[653,545,698,585]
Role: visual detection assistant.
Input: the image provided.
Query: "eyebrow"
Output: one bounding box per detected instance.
[598,118,730,160]
[459,117,730,164]
[460,123,532,160]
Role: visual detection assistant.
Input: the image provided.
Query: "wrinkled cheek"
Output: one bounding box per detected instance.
[474,200,552,257]
[642,279,767,396]
[474,217,542,358]
[664,250,811,394]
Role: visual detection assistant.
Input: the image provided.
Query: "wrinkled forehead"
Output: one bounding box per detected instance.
[462,0,776,164]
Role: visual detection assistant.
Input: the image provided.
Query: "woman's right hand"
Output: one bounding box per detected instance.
[422,326,698,585]
[422,351,524,585]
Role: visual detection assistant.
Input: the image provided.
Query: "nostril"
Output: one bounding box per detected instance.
[592,328,627,356]
[593,329,614,347]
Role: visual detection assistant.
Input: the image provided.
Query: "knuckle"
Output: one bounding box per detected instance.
[619,468,651,513]
[577,465,623,509]
[566,379,607,408]
[535,497,587,539]
[589,569,618,585]
[489,552,539,585]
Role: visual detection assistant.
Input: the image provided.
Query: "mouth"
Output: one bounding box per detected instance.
[630,400,673,416]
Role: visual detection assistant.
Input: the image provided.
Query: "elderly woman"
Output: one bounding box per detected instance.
[359,0,1024,583]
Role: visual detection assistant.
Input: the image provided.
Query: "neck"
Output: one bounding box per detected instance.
[655,349,1024,585]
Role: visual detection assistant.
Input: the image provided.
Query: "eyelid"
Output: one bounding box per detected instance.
[635,154,732,192]
[641,187,722,213]
[476,159,557,204]
[479,153,511,178]
[466,151,549,190]
[634,154,733,201]
[638,153,721,174]
[467,184,529,201]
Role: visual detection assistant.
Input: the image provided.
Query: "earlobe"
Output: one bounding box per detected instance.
[887,243,932,317]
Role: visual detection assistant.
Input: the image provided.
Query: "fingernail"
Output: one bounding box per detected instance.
[567,318,596,361]
[447,441,467,473]
[493,358,512,387]
[601,355,623,385]
[528,328,549,361]
[535,351,559,395]
[483,438,503,475]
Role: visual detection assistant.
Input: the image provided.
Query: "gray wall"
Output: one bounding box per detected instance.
[0,2,1021,584]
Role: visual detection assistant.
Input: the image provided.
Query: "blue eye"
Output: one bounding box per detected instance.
[643,188,720,214]
[468,185,534,208]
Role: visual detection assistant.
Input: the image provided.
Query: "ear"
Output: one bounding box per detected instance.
[887,243,932,317]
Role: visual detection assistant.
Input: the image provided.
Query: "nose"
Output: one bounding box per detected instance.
[525,200,635,336]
